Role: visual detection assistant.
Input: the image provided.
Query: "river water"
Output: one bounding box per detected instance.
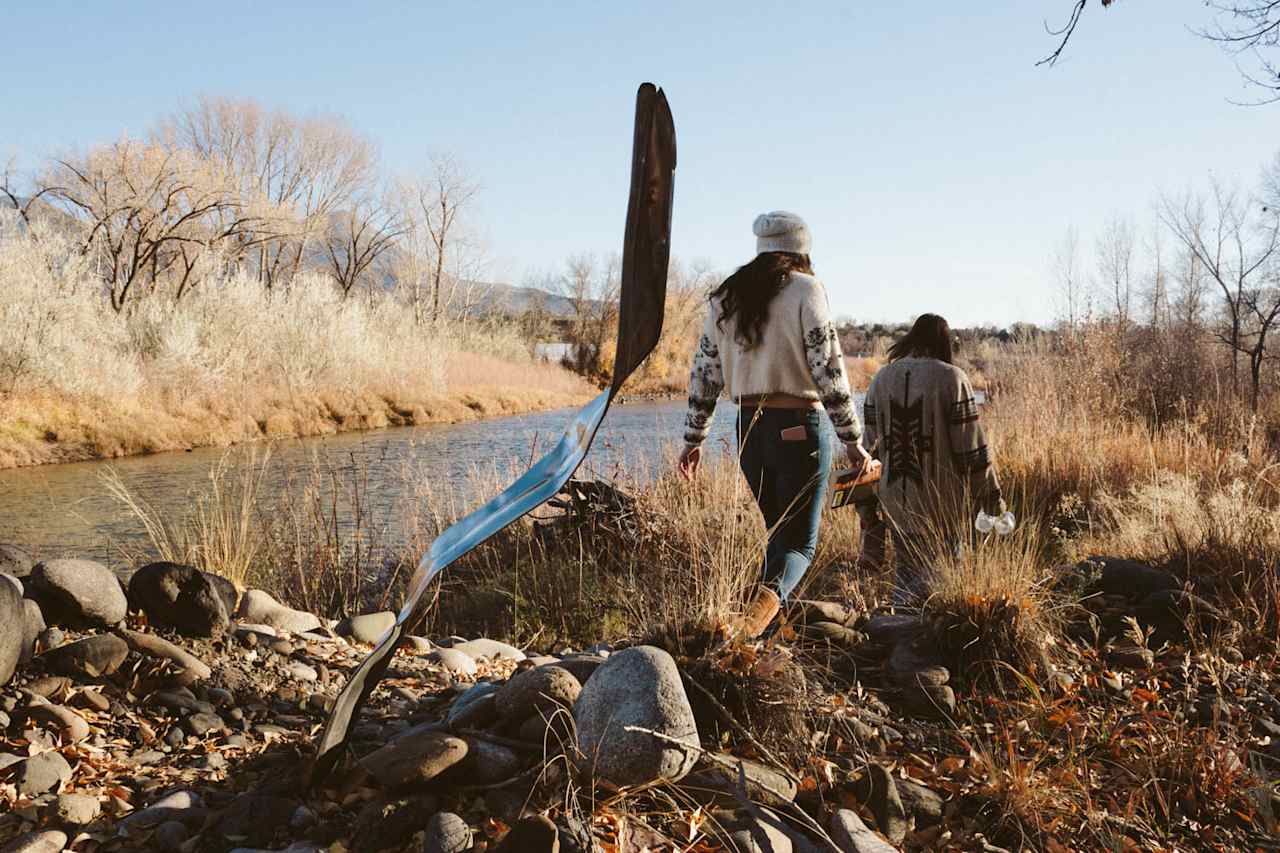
[1,399,851,566]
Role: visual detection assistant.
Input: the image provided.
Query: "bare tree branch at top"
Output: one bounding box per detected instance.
[1040,1,1280,102]
[1201,1,1280,102]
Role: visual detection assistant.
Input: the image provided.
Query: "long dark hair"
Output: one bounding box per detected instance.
[710,252,813,349]
[888,313,954,364]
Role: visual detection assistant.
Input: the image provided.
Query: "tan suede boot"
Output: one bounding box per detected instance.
[735,585,781,639]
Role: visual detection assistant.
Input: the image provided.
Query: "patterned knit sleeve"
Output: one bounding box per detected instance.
[947,374,1004,513]
[800,281,862,443]
[683,305,724,447]
[862,374,880,457]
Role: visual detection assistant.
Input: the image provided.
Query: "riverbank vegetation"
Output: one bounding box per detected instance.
[0,97,598,469]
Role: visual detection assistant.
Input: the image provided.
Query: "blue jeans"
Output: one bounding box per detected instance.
[737,406,832,601]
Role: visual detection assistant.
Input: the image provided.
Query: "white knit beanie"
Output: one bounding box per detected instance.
[753,211,812,256]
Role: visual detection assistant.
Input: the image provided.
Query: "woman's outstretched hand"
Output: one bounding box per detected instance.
[845,441,873,478]
[678,445,702,479]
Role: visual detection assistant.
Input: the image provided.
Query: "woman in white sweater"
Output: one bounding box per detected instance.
[679,212,871,637]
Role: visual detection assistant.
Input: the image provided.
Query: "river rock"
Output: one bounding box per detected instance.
[452,638,525,662]
[681,754,798,809]
[360,731,469,790]
[0,543,34,578]
[117,790,204,832]
[41,633,129,679]
[14,751,73,795]
[204,572,239,616]
[0,576,23,685]
[127,562,229,637]
[1,830,68,853]
[799,599,856,626]
[338,611,395,645]
[849,764,908,845]
[235,589,321,634]
[117,628,212,683]
[494,815,559,853]
[1,572,20,598]
[573,645,699,789]
[209,793,300,848]
[448,736,522,784]
[830,809,898,853]
[725,815,794,853]
[896,778,944,828]
[1090,557,1179,598]
[429,648,478,677]
[351,793,438,853]
[21,702,90,742]
[423,811,472,853]
[497,664,581,722]
[888,638,949,688]
[27,558,128,628]
[446,681,499,729]
[900,683,955,720]
[551,654,607,685]
[21,599,45,664]
[54,792,101,825]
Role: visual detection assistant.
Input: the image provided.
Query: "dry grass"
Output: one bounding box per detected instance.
[0,223,594,470]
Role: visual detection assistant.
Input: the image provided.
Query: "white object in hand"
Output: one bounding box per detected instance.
[976,510,1017,536]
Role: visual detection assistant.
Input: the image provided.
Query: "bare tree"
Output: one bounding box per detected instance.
[1095,216,1135,328]
[392,155,481,325]
[43,140,258,310]
[1171,241,1210,329]
[323,191,403,299]
[1144,220,1170,328]
[1052,227,1087,335]
[1161,180,1280,405]
[155,96,377,286]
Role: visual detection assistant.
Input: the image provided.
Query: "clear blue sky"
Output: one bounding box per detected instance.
[6,1,1278,327]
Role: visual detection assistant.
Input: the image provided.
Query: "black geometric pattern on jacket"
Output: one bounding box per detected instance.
[949,395,979,425]
[952,444,992,471]
[884,373,932,490]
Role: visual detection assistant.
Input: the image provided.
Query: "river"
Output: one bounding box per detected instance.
[0,399,851,566]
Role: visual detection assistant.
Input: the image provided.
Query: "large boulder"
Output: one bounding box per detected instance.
[26,559,127,628]
[40,634,130,679]
[235,589,320,634]
[0,544,34,578]
[573,645,699,789]
[127,562,229,637]
[0,578,23,685]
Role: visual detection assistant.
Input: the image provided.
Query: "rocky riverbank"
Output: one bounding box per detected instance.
[1,545,1278,852]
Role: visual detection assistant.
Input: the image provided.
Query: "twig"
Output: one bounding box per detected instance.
[621,724,842,853]
[1038,0,1089,67]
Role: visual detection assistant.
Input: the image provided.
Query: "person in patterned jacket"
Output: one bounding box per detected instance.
[858,314,1003,604]
[679,211,872,637]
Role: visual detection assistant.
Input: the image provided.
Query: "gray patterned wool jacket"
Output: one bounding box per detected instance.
[862,356,1002,531]
[683,272,861,447]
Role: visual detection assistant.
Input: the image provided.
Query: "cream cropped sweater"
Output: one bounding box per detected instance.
[683,272,861,447]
